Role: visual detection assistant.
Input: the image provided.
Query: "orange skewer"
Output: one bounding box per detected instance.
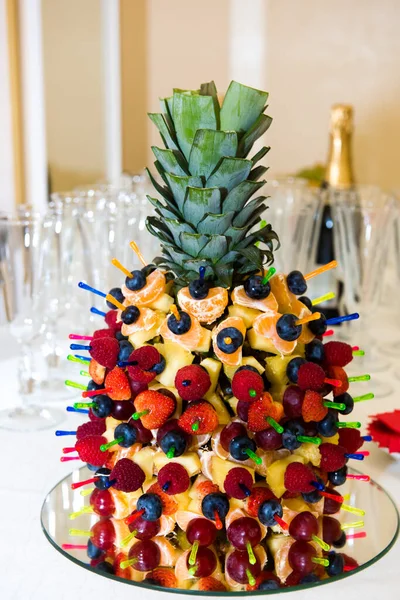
[111,258,133,278]
[170,305,181,321]
[295,312,321,326]
[304,260,338,281]
[130,241,147,266]
[105,294,125,312]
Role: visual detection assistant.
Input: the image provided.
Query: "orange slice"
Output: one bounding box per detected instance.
[212,316,246,366]
[253,313,297,355]
[121,307,158,336]
[122,269,166,307]
[269,273,298,313]
[231,286,278,313]
[177,287,228,325]
[160,314,203,351]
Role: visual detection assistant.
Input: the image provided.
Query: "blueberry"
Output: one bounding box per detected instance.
[114,422,137,448]
[287,270,307,295]
[298,296,312,310]
[244,275,271,300]
[94,467,112,490]
[201,492,230,522]
[300,574,320,583]
[137,493,163,521]
[216,327,244,354]
[286,357,307,383]
[258,579,280,590]
[282,430,301,450]
[229,435,256,461]
[87,463,101,472]
[335,392,354,416]
[308,312,327,335]
[106,287,125,309]
[121,305,140,325]
[125,270,146,291]
[167,311,191,335]
[189,278,210,299]
[151,355,166,374]
[236,365,259,375]
[86,379,102,392]
[317,411,338,437]
[328,466,348,486]
[91,395,113,418]
[305,339,325,363]
[115,331,128,341]
[285,419,305,437]
[276,314,301,341]
[95,561,114,574]
[258,499,283,526]
[118,340,133,362]
[301,488,322,503]
[332,531,347,548]
[160,430,187,457]
[141,264,156,277]
[87,539,103,559]
[326,551,344,576]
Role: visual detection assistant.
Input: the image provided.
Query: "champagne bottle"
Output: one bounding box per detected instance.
[315,104,354,318]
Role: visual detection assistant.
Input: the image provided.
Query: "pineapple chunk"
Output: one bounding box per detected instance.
[293,442,321,467]
[132,446,156,482]
[228,304,262,328]
[206,392,230,425]
[248,328,278,353]
[224,356,265,380]
[269,384,286,403]
[149,293,174,312]
[175,489,191,511]
[128,312,164,347]
[200,358,221,398]
[154,340,194,387]
[228,396,238,414]
[266,454,305,498]
[283,497,313,514]
[321,433,339,444]
[211,456,254,491]
[264,355,301,386]
[154,451,201,477]
[196,327,211,352]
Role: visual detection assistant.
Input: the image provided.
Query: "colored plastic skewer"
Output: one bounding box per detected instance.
[170,305,181,321]
[55,430,76,436]
[246,570,256,587]
[311,535,330,552]
[80,370,90,377]
[323,401,346,410]
[60,456,80,462]
[266,416,284,433]
[130,240,147,266]
[323,329,335,337]
[336,421,361,429]
[312,557,329,567]
[69,529,92,537]
[341,504,365,516]
[262,267,276,285]
[69,506,94,520]
[82,387,112,398]
[90,307,106,317]
[71,478,98,490]
[80,488,94,497]
[347,474,370,482]
[348,374,370,383]
[166,446,175,459]
[121,530,138,547]
[65,380,87,391]
[295,312,321,326]
[188,541,199,566]
[124,509,145,525]
[132,410,149,420]
[120,558,138,570]
[297,435,321,445]
[346,531,367,540]
[326,313,359,326]
[244,448,262,465]
[214,511,223,530]
[62,447,77,454]
[100,438,123,452]
[105,294,125,312]
[341,520,364,531]
[69,334,92,341]
[273,514,289,530]
[311,292,335,306]
[111,257,133,278]
[78,281,106,298]
[352,350,365,356]
[66,406,89,415]
[246,542,257,565]
[353,393,374,403]
[304,261,337,281]
[70,344,91,352]
[62,544,87,550]
[67,354,90,365]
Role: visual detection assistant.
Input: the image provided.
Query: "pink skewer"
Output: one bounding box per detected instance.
[82,387,112,398]
[357,451,370,457]
[62,544,87,550]
[60,456,80,462]
[346,531,367,540]
[62,447,77,454]
[347,474,370,482]
[323,329,334,337]
[69,334,93,341]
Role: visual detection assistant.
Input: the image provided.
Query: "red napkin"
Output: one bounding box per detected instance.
[368,410,400,453]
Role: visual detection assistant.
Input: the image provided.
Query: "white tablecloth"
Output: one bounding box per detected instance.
[1,318,400,600]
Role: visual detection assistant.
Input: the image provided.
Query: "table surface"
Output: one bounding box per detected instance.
[1,315,400,600]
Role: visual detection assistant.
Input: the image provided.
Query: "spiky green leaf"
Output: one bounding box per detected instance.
[233,196,266,228]
[188,130,237,179]
[148,113,179,151]
[182,187,221,226]
[200,81,220,129]
[197,212,234,235]
[179,232,209,257]
[237,114,272,157]
[147,196,180,221]
[220,81,268,134]
[152,147,189,177]
[146,168,173,203]
[250,146,270,166]
[223,180,265,212]
[198,236,228,260]
[164,173,203,213]
[164,218,195,245]
[172,92,218,161]
[206,158,252,192]
[249,165,268,181]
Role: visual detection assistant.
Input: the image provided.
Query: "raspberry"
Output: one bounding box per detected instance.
[231,369,264,402]
[105,310,122,331]
[157,463,190,495]
[175,365,211,401]
[104,367,131,400]
[327,365,349,397]
[89,337,119,369]
[198,577,227,591]
[297,362,325,391]
[146,482,178,515]
[247,393,283,432]
[92,329,115,339]
[178,400,218,435]
[75,435,110,466]
[338,428,363,454]
[134,390,175,429]
[301,390,327,422]
[145,567,178,588]
[319,443,347,472]
[76,420,106,440]
[223,467,253,499]
[88,408,104,422]
[245,486,276,517]
[130,346,161,370]
[284,462,315,493]
[110,458,145,492]
[323,341,353,367]
[89,359,106,385]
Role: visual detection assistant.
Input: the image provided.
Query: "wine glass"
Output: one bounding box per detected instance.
[0,210,64,430]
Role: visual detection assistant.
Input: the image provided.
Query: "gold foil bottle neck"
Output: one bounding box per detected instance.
[325,103,354,189]
[330,104,353,135]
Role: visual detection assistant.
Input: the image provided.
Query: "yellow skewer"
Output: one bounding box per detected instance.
[311,292,336,306]
[295,312,321,326]
[111,258,133,278]
[304,260,338,281]
[105,294,126,312]
[130,241,147,266]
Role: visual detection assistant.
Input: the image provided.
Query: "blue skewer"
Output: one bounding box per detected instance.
[78,282,106,298]
[90,306,107,317]
[55,430,77,436]
[326,313,359,326]
[66,406,89,414]
[70,344,92,351]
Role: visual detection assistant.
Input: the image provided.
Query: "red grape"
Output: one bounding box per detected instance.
[128,516,160,540]
[322,516,342,544]
[255,427,282,450]
[227,517,261,550]
[283,386,304,418]
[289,511,318,542]
[288,540,316,575]
[91,519,115,551]
[128,539,161,571]
[187,518,217,546]
[226,549,261,584]
[236,401,250,422]
[111,400,134,420]
[323,487,343,514]
[90,488,115,517]
[220,422,247,452]
[129,417,153,444]
[186,547,217,577]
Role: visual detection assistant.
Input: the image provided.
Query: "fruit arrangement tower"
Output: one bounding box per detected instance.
[59,81,372,592]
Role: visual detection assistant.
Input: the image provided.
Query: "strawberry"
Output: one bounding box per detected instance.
[105,310,122,331]
[284,462,315,493]
[224,467,253,499]
[157,463,190,495]
[323,341,353,367]
[146,482,178,515]
[338,428,363,454]
[319,442,347,472]
[76,420,106,440]
[247,392,284,432]
[92,329,115,339]
[327,365,349,397]
[110,458,145,492]
[245,486,277,517]
[145,568,178,588]
[105,367,131,400]
[301,390,327,422]
[231,369,264,402]
[89,337,119,369]
[89,359,106,385]
[198,577,227,592]
[195,480,220,499]
[178,400,218,435]
[175,365,211,401]
[134,390,175,429]
[75,435,110,466]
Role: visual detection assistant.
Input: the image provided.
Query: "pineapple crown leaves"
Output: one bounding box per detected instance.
[146,80,280,289]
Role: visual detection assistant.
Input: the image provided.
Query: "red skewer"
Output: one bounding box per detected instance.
[82,387,112,398]
[71,477,97,490]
